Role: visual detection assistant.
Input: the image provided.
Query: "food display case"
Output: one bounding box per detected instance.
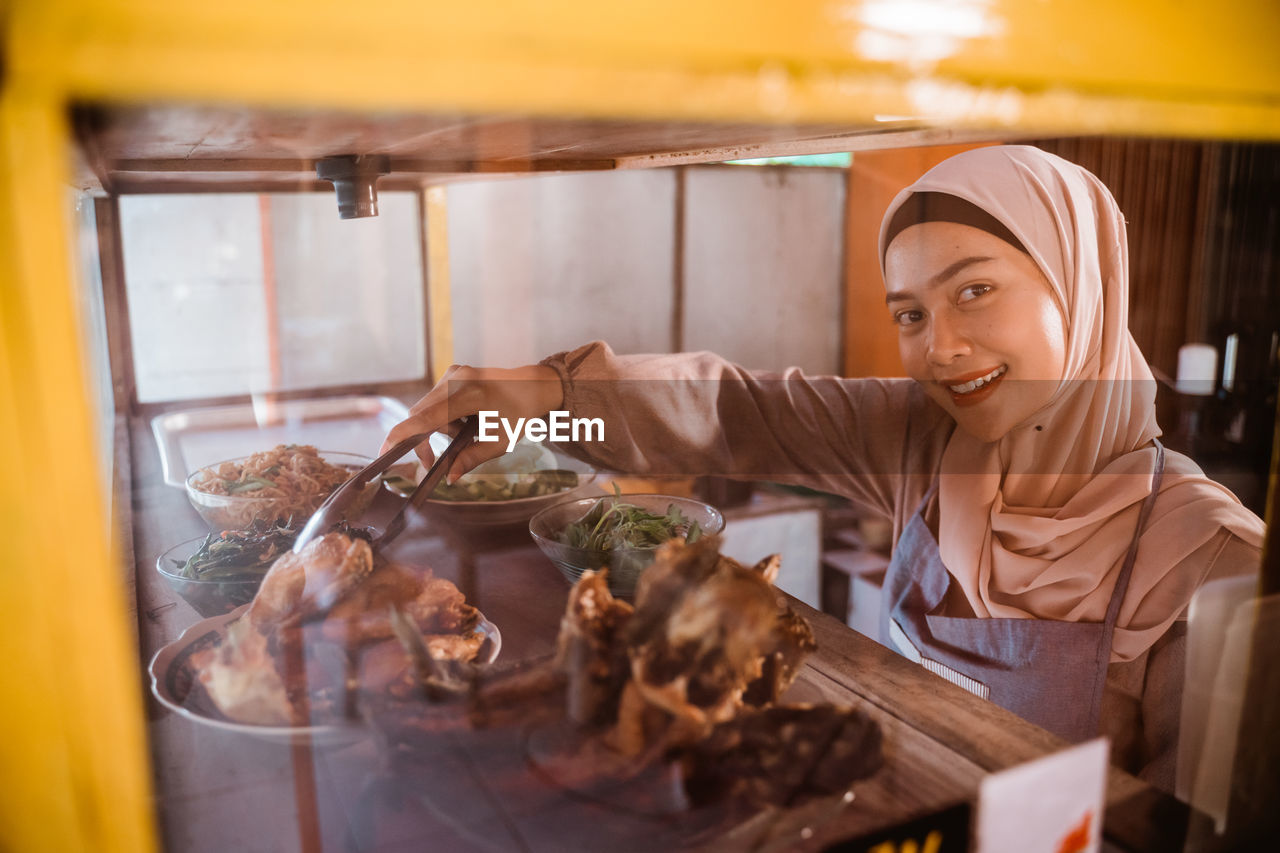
[3,2,1279,852]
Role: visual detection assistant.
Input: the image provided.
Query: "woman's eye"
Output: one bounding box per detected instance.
[958,283,992,303]
[893,309,924,327]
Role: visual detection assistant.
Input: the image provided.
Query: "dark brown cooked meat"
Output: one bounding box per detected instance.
[677,703,884,808]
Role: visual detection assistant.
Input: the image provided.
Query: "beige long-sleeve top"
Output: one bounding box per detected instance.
[541,340,1260,790]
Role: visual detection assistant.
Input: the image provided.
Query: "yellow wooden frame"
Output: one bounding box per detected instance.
[3,1,1279,849]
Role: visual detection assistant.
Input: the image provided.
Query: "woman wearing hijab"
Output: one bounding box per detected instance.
[385,145,1264,789]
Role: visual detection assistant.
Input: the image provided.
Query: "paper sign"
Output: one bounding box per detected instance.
[975,738,1108,853]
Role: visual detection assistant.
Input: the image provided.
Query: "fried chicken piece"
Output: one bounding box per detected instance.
[192,617,292,725]
[246,532,374,629]
[555,569,634,727]
[626,536,722,644]
[628,547,780,738]
[605,538,821,756]
[353,631,487,697]
[543,537,820,756]
[464,656,568,730]
[608,679,652,757]
[424,632,486,661]
[195,533,373,726]
[416,576,479,633]
[742,592,817,706]
[319,563,478,646]
[749,553,782,585]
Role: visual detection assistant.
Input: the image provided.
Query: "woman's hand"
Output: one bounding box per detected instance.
[381,364,565,482]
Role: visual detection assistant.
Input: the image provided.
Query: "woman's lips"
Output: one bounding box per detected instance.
[943,365,1007,408]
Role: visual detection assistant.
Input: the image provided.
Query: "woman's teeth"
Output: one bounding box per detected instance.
[949,365,1006,395]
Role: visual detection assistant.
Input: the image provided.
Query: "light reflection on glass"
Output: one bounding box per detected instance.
[835,0,1006,69]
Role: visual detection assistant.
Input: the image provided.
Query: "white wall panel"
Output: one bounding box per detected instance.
[682,167,844,374]
[270,192,425,388]
[446,170,677,366]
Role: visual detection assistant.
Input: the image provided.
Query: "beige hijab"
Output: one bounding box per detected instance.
[878,145,1264,661]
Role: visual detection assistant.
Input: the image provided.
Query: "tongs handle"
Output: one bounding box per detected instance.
[292,417,477,553]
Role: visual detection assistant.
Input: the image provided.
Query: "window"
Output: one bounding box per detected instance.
[119,192,426,402]
[724,152,852,167]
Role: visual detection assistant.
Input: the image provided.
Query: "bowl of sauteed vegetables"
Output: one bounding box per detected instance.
[529,491,724,597]
[384,438,597,528]
[185,444,375,530]
[156,519,374,617]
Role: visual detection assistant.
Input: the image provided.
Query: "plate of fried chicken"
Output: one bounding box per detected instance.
[149,531,498,743]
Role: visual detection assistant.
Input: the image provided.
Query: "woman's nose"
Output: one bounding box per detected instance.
[927,313,972,364]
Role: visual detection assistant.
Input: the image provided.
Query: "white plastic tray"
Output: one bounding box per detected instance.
[151,394,411,487]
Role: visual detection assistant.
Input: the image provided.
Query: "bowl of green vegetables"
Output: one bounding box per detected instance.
[156,519,373,617]
[384,437,598,529]
[528,491,724,598]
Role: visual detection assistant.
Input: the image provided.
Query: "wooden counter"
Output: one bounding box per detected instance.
[126,417,1185,852]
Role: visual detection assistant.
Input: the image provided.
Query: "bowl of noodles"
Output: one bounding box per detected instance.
[185,444,376,530]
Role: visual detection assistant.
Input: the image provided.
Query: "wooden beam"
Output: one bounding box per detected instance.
[93,197,137,414]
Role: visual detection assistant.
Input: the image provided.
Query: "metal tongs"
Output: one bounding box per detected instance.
[292,416,480,553]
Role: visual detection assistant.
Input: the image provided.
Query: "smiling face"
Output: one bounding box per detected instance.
[884,221,1068,443]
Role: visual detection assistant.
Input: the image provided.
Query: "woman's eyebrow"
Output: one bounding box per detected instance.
[885,255,996,304]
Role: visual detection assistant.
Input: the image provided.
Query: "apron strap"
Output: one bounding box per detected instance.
[1086,438,1167,730]
[1102,438,1166,630]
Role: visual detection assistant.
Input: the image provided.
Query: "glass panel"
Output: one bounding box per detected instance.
[92,132,1274,853]
[119,192,425,402]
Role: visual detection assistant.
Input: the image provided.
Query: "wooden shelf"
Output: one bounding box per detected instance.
[70,102,1018,195]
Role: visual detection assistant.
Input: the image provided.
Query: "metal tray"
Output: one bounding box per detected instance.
[151,395,411,487]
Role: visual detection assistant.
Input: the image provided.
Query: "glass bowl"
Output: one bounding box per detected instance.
[528,494,724,598]
[185,450,375,530]
[157,522,381,618]
[156,535,270,618]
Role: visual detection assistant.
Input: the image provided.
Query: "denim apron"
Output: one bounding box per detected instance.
[881,440,1166,742]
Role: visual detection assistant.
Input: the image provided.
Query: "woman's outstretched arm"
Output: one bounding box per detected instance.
[386,340,950,520]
